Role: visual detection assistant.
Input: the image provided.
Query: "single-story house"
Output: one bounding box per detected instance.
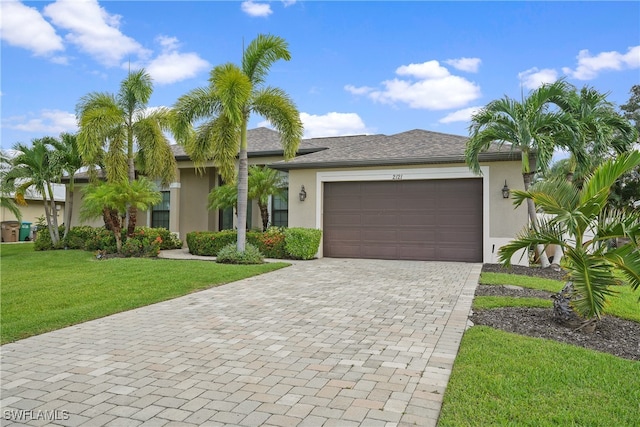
[0,185,65,228]
[68,127,529,264]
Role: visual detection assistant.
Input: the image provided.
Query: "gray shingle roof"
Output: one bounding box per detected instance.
[170,127,520,169]
[271,129,520,170]
[172,127,322,159]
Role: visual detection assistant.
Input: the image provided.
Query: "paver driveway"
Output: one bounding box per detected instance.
[1,258,480,427]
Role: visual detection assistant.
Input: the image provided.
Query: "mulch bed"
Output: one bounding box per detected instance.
[473,264,640,361]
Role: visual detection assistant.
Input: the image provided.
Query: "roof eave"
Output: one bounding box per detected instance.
[270,152,521,170]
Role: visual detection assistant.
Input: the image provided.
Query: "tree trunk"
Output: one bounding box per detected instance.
[523,172,551,268]
[259,201,269,231]
[63,184,74,240]
[236,124,249,252]
[127,205,137,237]
[42,193,56,244]
[102,207,123,253]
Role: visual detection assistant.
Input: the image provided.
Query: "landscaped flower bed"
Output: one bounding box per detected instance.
[186,227,322,260]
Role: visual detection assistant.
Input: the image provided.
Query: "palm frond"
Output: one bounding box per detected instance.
[603,244,640,292]
[242,34,291,86]
[208,183,237,211]
[252,87,303,160]
[210,63,252,127]
[581,151,640,206]
[133,114,177,186]
[117,69,153,114]
[563,248,619,318]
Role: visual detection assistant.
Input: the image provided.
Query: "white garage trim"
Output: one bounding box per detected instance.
[315,166,490,262]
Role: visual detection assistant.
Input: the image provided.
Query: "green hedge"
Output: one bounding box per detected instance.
[186,227,321,260]
[284,228,323,260]
[34,225,182,255]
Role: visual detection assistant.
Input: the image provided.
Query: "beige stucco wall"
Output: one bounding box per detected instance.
[287,160,529,265]
[179,167,215,235]
[1,201,64,228]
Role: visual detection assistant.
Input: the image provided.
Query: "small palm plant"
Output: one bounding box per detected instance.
[499,151,640,327]
[80,177,161,253]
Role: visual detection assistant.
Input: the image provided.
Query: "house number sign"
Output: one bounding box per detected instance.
[392,174,403,180]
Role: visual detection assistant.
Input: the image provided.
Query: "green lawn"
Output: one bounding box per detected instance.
[1,243,288,344]
[440,269,640,426]
[439,326,640,427]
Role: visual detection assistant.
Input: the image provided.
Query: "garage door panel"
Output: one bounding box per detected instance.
[362,214,397,226]
[323,179,482,262]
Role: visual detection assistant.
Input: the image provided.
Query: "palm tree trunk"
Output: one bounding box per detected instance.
[237,122,249,252]
[127,205,137,237]
[42,193,56,244]
[523,172,551,268]
[45,182,60,245]
[63,181,74,240]
[259,202,269,231]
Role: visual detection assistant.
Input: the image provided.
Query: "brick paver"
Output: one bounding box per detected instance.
[1,258,480,426]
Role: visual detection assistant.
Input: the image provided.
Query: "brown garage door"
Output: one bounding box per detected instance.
[323,179,483,262]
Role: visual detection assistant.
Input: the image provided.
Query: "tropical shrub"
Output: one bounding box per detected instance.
[34,225,65,251]
[121,234,163,258]
[284,228,322,260]
[64,225,96,249]
[499,151,640,322]
[133,227,182,250]
[186,230,237,256]
[216,243,264,264]
[248,227,287,258]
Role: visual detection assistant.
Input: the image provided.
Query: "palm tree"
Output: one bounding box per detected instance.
[465,80,578,267]
[174,34,303,251]
[4,139,62,244]
[50,133,84,240]
[498,151,640,325]
[0,152,22,221]
[555,85,637,183]
[208,165,286,231]
[80,178,161,253]
[76,69,177,236]
[249,166,287,231]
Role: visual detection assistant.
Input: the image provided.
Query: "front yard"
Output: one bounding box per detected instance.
[439,267,640,426]
[0,243,288,344]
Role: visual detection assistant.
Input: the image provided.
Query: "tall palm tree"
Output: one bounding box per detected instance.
[555,85,637,183]
[4,139,62,244]
[80,178,161,253]
[174,34,303,251]
[50,133,85,240]
[0,152,22,221]
[76,69,177,236]
[465,80,578,267]
[499,151,640,323]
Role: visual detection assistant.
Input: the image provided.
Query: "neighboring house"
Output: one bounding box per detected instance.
[0,185,65,228]
[68,127,529,265]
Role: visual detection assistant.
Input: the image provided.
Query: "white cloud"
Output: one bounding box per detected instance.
[348,60,481,110]
[370,76,481,110]
[146,36,210,85]
[241,1,273,17]
[396,60,450,79]
[0,0,65,57]
[518,67,559,90]
[439,106,482,124]
[445,57,481,73]
[344,85,374,95]
[2,110,77,134]
[282,1,297,6]
[43,0,150,67]
[562,45,640,80]
[299,112,370,138]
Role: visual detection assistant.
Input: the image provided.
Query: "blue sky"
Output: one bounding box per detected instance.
[2,0,639,150]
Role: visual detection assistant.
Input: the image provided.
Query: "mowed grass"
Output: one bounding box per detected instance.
[441,269,640,426]
[479,272,640,322]
[1,243,288,344]
[439,326,640,426]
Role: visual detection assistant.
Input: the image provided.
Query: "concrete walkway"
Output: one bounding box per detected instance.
[1,257,480,427]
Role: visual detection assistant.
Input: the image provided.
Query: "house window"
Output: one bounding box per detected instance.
[152,191,170,229]
[271,193,288,227]
[217,176,252,230]
[271,171,289,227]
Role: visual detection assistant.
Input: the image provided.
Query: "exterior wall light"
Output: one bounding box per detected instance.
[299,185,307,202]
[502,180,510,199]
